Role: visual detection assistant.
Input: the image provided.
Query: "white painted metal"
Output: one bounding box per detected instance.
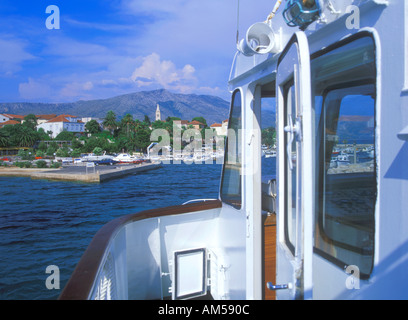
[275,31,313,300]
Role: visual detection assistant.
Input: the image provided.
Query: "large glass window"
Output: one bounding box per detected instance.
[312,35,376,278]
[284,84,299,254]
[221,90,242,209]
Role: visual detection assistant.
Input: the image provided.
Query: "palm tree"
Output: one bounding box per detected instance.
[103,111,118,135]
[120,114,135,137]
[17,126,38,147]
[0,130,9,147]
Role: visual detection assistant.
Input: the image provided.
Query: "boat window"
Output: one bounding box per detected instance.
[220,90,242,209]
[284,84,298,254]
[312,35,376,278]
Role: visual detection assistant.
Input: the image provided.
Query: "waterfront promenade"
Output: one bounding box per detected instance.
[0,162,161,183]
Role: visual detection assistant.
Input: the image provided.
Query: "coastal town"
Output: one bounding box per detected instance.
[0,104,232,174]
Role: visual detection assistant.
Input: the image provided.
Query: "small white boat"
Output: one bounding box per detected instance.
[265,150,277,158]
[336,154,350,164]
[83,152,114,162]
[113,153,137,163]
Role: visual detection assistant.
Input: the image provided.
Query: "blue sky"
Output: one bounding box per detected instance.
[0,0,274,103]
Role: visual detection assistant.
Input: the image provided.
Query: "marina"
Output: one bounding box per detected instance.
[0,162,162,183]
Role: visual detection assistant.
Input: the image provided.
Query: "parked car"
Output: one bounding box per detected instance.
[94,158,118,166]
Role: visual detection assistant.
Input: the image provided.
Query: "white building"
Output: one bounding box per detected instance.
[210,119,229,136]
[0,114,11,123]
[81,117,103,126]
[38,114,85,138]
[0,113,24,123]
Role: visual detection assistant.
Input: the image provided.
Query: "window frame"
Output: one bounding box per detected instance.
[220,89,243,209]
[311,32,378,279]
[283,80,297,256]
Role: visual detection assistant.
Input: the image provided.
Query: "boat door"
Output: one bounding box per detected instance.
[273,31,314,299]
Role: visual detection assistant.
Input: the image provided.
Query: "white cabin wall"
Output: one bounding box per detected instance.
[308,1,408,299]
[371,0,408,298]
[241,84,263,299]
[216,205,247,299]
[125,218,162,300]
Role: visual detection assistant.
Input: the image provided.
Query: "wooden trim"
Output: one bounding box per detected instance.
[263,214,276,300]
[59,199,222,300]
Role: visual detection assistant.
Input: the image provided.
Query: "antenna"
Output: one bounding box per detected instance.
[236,0,240,47]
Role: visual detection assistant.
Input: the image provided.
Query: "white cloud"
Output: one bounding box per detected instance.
[131,53,197,91]
[60,81,95,99]
[0,35,35,75]
[19,78,51,100]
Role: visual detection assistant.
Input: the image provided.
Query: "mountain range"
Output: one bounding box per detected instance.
[0,89,275,127]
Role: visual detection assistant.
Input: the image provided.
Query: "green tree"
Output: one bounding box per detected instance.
[134,122,152,152]
[17,125,38,147]
[143,115,151,125]
[36,160,47,168]
[55,130,74,141]
[56,146,70,157]
[0,129,10,147]
[17,149,34,160]
[120,114,135,137]
[37,128,51,141]
[85,120,101,134]
[45,142,58,157]
[93,147,103,156]
[103,111,118,134]
[261,127,276,147]
[23,114,38,130]
[71,138,83,150]
[37,141,47,151]
[81,137,107,153]
[71,149,82,158]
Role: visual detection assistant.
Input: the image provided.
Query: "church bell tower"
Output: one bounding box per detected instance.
[155,104,161,121]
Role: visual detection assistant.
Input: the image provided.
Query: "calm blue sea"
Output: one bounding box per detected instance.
[0,158,276,300]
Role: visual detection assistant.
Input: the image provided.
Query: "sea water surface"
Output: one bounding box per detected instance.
[0,158,276,300]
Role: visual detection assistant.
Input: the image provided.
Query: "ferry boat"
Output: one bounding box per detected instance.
[60,0,408,300]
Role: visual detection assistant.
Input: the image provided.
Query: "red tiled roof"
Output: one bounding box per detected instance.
[47,114,79,123]
[36,114,57,120]
[188,120,204,125]
[211,123,222,127]
[3,114,24,119]
[0,120,19,127]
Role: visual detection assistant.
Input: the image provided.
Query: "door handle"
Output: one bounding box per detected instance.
[284,116,302,171]
[266,282,291,290]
